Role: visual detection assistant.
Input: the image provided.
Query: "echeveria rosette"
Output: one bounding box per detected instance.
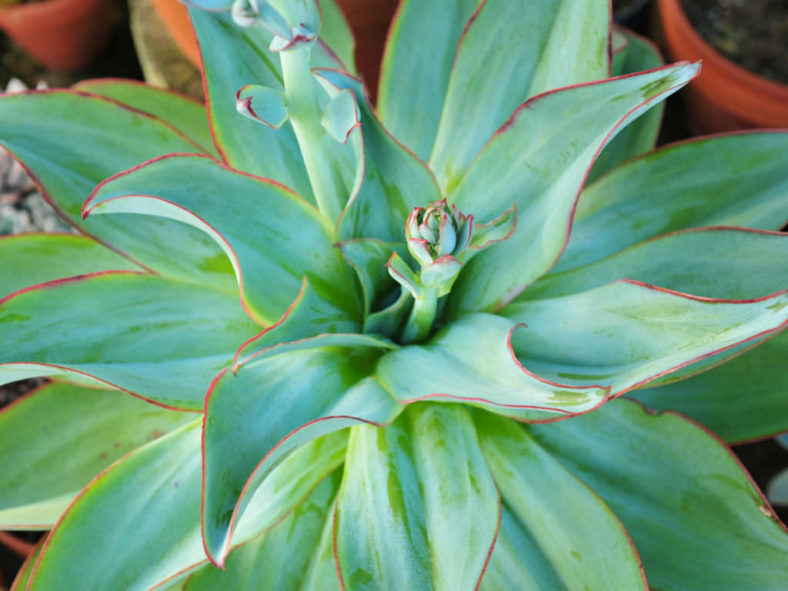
[0,1,787,590]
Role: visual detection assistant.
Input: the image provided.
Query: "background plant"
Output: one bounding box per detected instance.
[0,1,787,589]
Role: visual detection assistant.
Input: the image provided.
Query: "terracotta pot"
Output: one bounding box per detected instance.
[0,0,113,70]
[658,0,788,133]
[150,0,201,67]
[335,0,398,97]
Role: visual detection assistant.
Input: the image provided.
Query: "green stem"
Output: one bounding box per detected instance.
[401,288,438,344]
[279,45,345,222]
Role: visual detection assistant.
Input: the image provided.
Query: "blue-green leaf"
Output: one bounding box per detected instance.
[202,347,400,564]
[0,273,258,410]
[532,398,788,591]
[476,411,646,590]
[503,280,788,395]
[429,0,610,190]
[447,62,699,314]
[375,314,609,421]
[557,131,788,273]
[84,153,358,324]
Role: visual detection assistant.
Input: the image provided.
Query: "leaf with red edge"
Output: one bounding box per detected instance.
[525,227,788,301]
[187,7,314,201]
[0,382,191,530]
[72,78,219,157]
[202,347,401,565]
[429,0,611,190]
[634,330,788,444]
[475,411,646,590]
[0,233,139,299]
[377,0,480,160]
[446,62,699,314]
[314,69,442,243]
[182,471,341,590]
[502,279,788,396]
[375,313,610,421]
[84,153,359,325]
[532,398,788,590]
[0,90,235,290]
[558,131,788,274]
[335,405,500,591]
[0,273,259,410]
[587,29,665,184]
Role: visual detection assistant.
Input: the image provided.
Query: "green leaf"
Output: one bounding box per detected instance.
[84,153,358,324]
[300,495,342,591]
[475,411,646,590]
[377,0,480,160]
[188,8,314,202]
[430,0,610,189]
[338,239,404,317]
[409,405,500,590]
[25,422,347,590]
[336,407,500,591]
[202,347,400,564]
[28,421,203,591]
[0,273,258,410]
[634,330,788,443]
[183,472,341,590]
[557,131,788,273]
[375,313,609,421]
[10,536,45,591]
[525,228,788,300]
[447,63,699,314]
[532,398,788,591]
[0,90,235,290]
[0,382,190,529]
[233,278,360,366]
[503,280,788,394]
[587,30,665,183]
[0,233,138,299]
[318,0,356,74]
[314,69,442,243]
[72,78,219,157]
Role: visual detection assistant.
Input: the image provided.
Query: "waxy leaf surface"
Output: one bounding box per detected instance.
[448,63,699,313]
[203,347,400,564]
[476,412,646,590]
[430,0,610,189]
[73,79,218,156]
[0,91,235,289]
[0,273,258,410]
[503,280,788,394]
[85,154,357,324]
[183,473,341,590]
[0,382,190,529]
[526,228,788,300]
[377,0,480,160]
[0,233,138,298]
[532,399,788,590]
[375,314,609,421]
[335,407,500,591]
[635,330,788,443]
[557,131,788,273]
[315,69,441,243]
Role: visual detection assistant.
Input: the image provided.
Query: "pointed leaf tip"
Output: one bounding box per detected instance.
[321,88,360,144]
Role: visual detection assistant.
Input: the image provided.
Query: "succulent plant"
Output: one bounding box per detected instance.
[1,1,787,589]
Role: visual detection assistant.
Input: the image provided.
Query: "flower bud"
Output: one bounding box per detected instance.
[406,199,471,266]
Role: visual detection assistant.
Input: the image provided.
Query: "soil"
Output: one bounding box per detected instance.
[681,0,788,83]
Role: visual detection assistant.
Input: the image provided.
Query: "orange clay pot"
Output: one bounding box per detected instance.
[0,0,113,70]
[150,0,201,67]
[151,0,398,94]
[658,0,788,133]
